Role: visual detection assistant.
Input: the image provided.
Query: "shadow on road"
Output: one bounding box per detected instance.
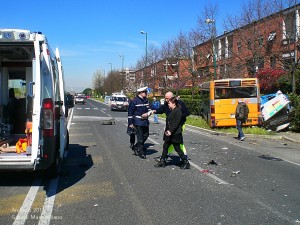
[53,143,94,195]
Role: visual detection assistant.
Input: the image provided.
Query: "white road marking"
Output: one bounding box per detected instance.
[38,177,59,225]
[122,123,228,184]
[38,108,74,225]
[189,161,229,184]
[12,178,42,225]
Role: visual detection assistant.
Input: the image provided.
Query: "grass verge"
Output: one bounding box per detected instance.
[160,115,273,135]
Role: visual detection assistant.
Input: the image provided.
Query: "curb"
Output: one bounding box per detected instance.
[184,122,300,143]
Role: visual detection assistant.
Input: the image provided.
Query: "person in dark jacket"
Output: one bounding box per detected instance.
[154,97,190,169]
[127,100,136,148]
[152,91,190,159]
[235,99,249,141]
[128,87,152,159]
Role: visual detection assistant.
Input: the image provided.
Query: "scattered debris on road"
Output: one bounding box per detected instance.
[208,160,218,165]
[231,171,240,177]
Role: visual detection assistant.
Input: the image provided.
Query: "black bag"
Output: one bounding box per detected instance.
[127,126,135,135]
[239,104,249,120]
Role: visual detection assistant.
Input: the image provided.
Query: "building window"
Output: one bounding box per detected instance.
[258,36,264,46]
[197,68,205,77]
[257,57,264,70]
[219,64,225,76]
[270,56,276,68]
[283,58,294,70]
[225,64,232,78]
[284,12,296,41]
[193,52,198,64]
[247,39,252,50]
[267,31,276,42]
[237,41,242,53]
[246,60,256,76]
[227,36,233,58]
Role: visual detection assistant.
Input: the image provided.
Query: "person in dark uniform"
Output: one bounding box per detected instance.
[127,100,136,148]
[154,97,190,169]
[128,87,152,159]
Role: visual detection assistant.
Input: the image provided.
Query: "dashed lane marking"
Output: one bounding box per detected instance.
[69,133,93,137]
[72,116,113,121]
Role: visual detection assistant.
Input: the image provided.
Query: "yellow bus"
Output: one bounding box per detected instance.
[199,78,262,127]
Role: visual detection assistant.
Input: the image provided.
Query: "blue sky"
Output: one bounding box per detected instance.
[0,0,243,92]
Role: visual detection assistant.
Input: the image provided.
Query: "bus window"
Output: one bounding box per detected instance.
[199,90,210,119]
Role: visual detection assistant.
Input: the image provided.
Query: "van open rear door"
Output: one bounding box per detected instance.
[55,48,68,160]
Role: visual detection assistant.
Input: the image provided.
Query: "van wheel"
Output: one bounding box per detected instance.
[46,153,60,178]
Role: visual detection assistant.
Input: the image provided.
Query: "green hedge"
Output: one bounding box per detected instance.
[288,93,300,132]
[181,99,202,116]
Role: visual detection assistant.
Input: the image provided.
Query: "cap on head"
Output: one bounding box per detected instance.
[277,90,282,95]
[153,97,156,100]
[238,99,244,103]
[137,86,148,93]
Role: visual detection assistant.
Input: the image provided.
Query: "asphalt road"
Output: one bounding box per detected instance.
[1,98,299,225]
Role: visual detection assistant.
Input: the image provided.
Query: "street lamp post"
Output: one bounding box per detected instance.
[141,31,148,86]
[205,18,217,80]
[109,62,112,74]
[119,55,124,91]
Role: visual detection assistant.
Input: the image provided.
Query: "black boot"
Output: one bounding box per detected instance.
[154,158,166,168]
[180,157,190,169]
[131,145,139,156]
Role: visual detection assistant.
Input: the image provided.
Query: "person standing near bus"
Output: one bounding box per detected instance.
[235,99,249,141]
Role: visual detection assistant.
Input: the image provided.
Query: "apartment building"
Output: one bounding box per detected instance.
[193,4,300,84]
[132,4,300,94]
[134,58,192,96]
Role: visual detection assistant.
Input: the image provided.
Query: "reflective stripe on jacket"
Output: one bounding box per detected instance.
[128,96,150,126]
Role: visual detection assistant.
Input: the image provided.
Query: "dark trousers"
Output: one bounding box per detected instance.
[135,125,149,155]
[236,119,245,138]
[162,142,184,159]
[130,133,135,145]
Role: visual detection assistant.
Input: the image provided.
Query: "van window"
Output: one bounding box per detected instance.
[8,79,26,99]
[116,97,127,101]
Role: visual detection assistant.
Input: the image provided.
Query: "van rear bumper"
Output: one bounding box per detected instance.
[0,162,34,170]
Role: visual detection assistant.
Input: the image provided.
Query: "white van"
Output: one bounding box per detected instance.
[108,93,128,111]
[0,29,70,177]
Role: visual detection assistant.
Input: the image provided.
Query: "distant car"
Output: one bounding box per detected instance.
[75,95,85,104]
[109,94,128,111]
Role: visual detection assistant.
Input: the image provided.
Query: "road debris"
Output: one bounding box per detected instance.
[101,119,115,125]
[208,160,218,165]
[231,171,240,177]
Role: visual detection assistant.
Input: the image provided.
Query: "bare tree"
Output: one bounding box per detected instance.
[224,0,299,92]
[93,70,105,96]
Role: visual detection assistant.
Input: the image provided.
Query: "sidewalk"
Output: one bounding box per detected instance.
[274,131,300,143]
